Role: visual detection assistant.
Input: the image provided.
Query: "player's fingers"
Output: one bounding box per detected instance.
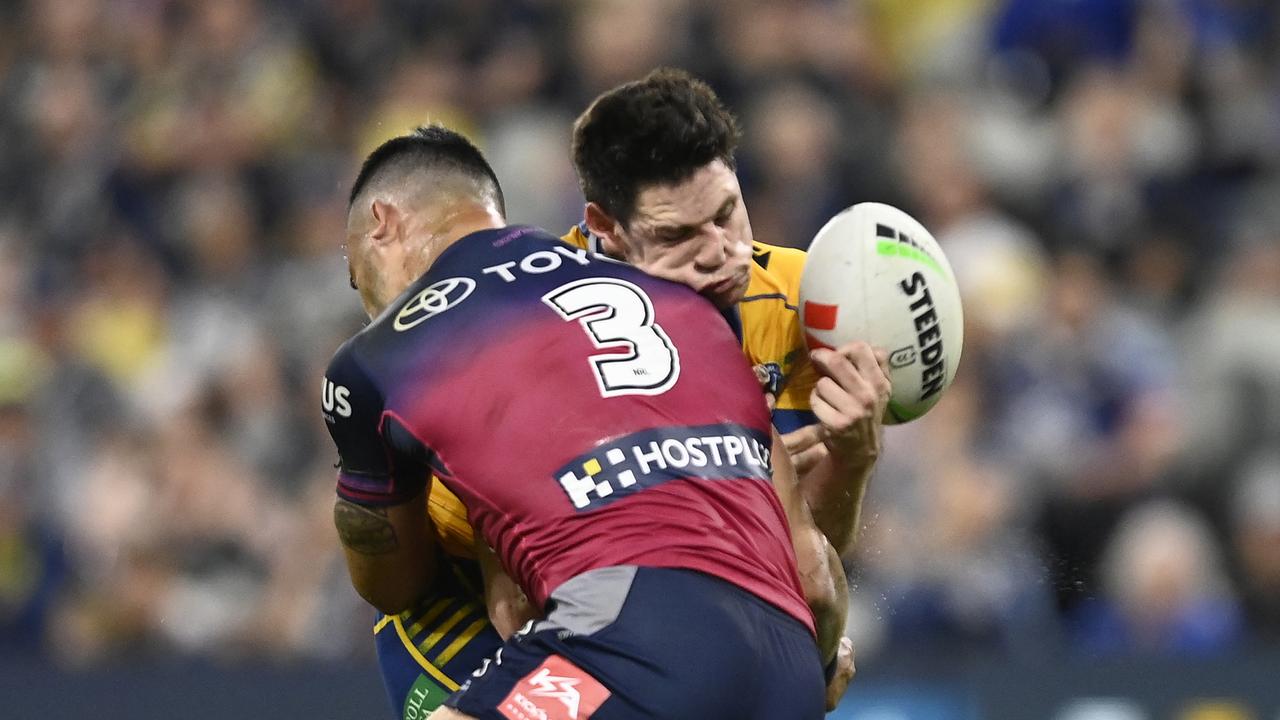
[824,636,856,711]
[828,342,892,405]
[836,340,877,369]
[809,347,853,386]
[814,375,878,421]
[812,393,882,461]
[781,424,824,456]
[873,346,890,373]
[810,392,854,435]
[810,349,875,404]
[813,377,861,420]
[842,342,890,391]
[822,343,891,405]
[868,348,893,400]
[808,345,849,384]
[789,437,829,476]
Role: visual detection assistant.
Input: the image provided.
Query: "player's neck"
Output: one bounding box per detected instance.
[596,231,627,261]
[416,203,506,273]
[367,203,506,318]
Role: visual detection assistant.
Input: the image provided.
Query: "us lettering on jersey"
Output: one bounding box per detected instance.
[321,376,352,421]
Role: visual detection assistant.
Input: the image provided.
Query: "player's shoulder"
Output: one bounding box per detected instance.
[323,330,384,409]
[751,239,807,266]
[556,224,668,284]
[325,331,364,377]
[745,240,807,303]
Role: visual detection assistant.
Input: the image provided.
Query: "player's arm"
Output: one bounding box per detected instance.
[769,427,848,671]
[322,346,438,615]
[335,491,436,615]
[475,537,537,639]
[782,342,891,558]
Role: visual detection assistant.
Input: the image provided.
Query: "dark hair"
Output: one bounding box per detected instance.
[571,68,741,226]
[348,125,505,214]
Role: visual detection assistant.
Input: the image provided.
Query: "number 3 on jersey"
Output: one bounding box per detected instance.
[543,278,681,398]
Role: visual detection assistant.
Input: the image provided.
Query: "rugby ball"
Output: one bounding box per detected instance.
[799,203,963,424]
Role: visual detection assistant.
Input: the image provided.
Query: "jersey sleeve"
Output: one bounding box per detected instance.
[322,344,429,506]
[742,242,819,434]
[773,358,819,433]
[427,478,478,557]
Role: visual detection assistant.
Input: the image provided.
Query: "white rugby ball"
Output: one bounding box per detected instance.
[799,202,964,424]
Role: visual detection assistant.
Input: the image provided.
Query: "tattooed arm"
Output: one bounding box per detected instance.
[334,489,437,615]
[323,344,439,615]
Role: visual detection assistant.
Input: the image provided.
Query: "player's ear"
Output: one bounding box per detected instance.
[369,199,400,246]
[584,202,619,241]
[586,199,632,258]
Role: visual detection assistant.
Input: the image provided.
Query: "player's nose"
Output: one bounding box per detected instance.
[693,224,730,271]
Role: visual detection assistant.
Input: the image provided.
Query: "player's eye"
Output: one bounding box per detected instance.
[715,198,739,227]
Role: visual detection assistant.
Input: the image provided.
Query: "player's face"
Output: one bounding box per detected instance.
[344,206,410,320]
[610,160,754,309]
[344,228,381,320]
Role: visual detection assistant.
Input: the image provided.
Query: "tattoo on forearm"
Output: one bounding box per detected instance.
[334,500,398,555]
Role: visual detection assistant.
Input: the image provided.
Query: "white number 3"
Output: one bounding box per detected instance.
[543,278,681,398]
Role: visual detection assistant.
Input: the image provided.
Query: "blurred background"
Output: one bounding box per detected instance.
[1,0,1278,718]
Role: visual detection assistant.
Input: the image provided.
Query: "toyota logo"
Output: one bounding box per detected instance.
[393,277,476,331]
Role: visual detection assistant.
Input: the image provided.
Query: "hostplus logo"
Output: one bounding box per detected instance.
[553,423,772,511]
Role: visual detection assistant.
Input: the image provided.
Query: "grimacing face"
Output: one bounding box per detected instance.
[611,160,754,309]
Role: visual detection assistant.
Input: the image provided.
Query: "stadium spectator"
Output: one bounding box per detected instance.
[1071,499,1242,655]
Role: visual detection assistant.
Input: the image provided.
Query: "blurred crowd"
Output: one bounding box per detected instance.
[0,0,1278,668]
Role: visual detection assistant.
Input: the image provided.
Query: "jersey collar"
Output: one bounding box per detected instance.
[577,221,604,255]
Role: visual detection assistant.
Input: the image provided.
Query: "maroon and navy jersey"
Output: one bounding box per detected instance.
[322,226,813,634]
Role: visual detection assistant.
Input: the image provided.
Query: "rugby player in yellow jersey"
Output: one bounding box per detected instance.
[377,69,885,719]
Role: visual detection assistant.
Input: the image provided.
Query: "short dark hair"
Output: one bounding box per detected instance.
[571,68,741,227]
[348,125,505,214]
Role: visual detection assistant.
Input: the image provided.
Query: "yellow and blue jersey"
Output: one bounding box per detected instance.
[737,239,820,434]
[372,555,500,717]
